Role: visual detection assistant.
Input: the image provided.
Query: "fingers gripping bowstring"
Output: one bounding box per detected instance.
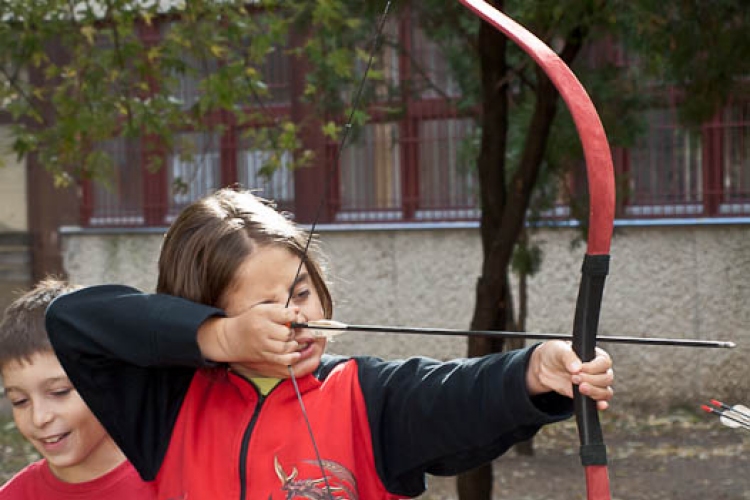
[284,2,394,498]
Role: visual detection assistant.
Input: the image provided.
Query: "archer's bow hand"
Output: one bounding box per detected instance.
[527,340,614,411]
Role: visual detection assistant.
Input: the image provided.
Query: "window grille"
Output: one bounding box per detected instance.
[624,108,704,217]
[237,147,294,204]
[337,123,403,222]
[417,118,479,220]
[79,14,750,228]
[85,137,145,226]
[719,100,750,214]
[167,132,222,220]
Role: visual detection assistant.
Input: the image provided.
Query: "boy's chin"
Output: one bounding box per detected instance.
[289,354,322,379]
[229,353,321,380]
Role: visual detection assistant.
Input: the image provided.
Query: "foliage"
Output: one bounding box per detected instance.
[0,416,40,483]
[0,0,381,189]
[618,0,750,124]
[2,0,748,217]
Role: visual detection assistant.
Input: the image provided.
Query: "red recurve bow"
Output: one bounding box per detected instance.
[290,2,615,498]
[456,2,615,499]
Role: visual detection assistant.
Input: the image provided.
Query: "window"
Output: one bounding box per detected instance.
[237,142,294,204]
[617,99,750,219]
[624,108,703,217]
[81,16,295,227]
[168,131,222,219]
[79,12,750,228]
[719,100,750,214]
[85,137,144,226]
[417,118,478,220]
[337,122,402,221]
[409,21,462,99]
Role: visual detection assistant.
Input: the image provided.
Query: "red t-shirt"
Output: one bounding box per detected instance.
[0,459,156,499]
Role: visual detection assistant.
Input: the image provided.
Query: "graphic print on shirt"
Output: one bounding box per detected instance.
[274,456,358,499]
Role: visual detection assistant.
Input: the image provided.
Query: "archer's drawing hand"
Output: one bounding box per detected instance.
[526,340,614,411]
[197,304,302,377]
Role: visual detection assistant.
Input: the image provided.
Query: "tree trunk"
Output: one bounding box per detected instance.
[457,3,508,496]
[508,244,533,456]
[456,5,587,500]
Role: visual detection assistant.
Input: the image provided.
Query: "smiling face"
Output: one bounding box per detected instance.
[219,245,327,380]
[1,352,125,483]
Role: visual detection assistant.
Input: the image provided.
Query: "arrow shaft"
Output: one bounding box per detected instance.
[292,322,735,348]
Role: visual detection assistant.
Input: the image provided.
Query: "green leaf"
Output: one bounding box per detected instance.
[322,121,340,140]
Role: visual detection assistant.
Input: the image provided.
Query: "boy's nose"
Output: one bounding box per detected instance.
[297,311,311,326]
[31,403,54,428]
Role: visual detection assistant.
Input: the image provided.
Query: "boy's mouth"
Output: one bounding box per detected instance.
[295,338,320,357]
[40,432,70,445]
[296,341,312,352]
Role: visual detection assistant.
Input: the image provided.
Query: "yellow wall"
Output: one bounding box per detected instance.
[0,126,27,231]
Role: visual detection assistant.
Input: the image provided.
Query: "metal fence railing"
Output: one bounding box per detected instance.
[79,17,750,228]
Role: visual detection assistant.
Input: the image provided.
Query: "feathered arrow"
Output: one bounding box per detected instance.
[702,399,750,431]
[292,320,736,349]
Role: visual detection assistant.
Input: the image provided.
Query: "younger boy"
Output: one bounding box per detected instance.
[0,279,155,499]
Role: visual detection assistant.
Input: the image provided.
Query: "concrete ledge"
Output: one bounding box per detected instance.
[0,232,29,246]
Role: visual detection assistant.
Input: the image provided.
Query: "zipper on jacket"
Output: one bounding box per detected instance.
[238,390,264,500]
[240,375,285,500]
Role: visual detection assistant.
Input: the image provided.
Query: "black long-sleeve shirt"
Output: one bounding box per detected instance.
[47,285,573,498]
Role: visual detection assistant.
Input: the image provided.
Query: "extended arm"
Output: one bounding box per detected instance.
[355,348,573,496]
[46,284,223,479]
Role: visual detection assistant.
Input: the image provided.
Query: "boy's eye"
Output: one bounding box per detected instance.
[50,388,72,398]
[10,398,28,408]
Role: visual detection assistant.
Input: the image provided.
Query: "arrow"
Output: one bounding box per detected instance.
[702,402,750,431]
[292,320,736,348]
[704,399,750,430]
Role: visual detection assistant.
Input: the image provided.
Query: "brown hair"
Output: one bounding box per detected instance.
[0,279,81,369]
[157,188,333,317]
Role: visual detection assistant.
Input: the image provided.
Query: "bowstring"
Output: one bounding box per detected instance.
[284,2,394,498]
